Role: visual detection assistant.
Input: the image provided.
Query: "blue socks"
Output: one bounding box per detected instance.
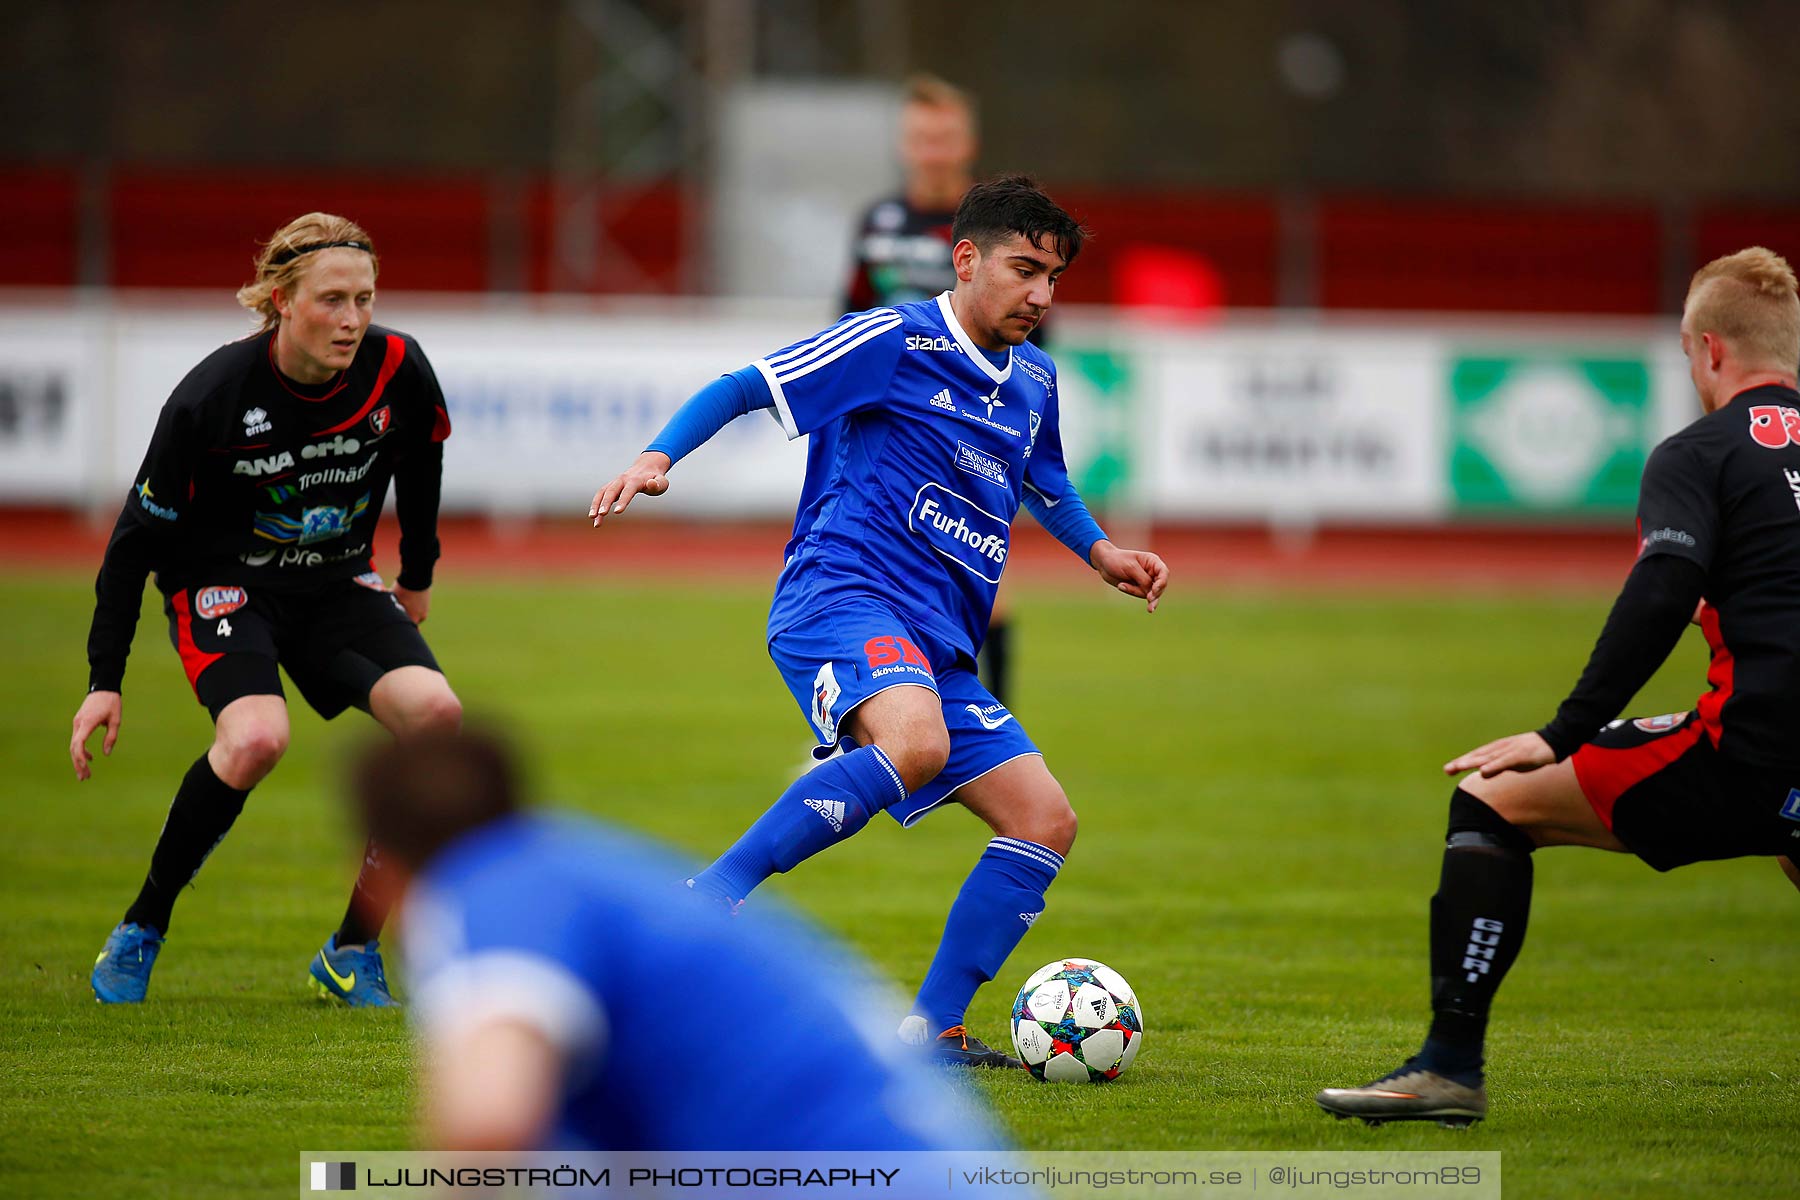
[912,837,1064,1034]
[689,745,907,903]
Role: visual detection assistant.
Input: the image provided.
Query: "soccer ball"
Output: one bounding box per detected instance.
[1010,958,1143,1082]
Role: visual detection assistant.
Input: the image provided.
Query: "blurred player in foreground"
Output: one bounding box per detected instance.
[1319,246,1800,1126]
[357,730,1007,1151]
[73,213,459,1006]
[844,75,1020,706]
[592,177,1168,1067]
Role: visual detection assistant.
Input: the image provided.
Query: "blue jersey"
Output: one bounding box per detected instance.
[403,814,1005,1152]
[757,293,1071,657]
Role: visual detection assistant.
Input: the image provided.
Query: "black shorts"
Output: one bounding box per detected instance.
[1570,710,1800,871]
[163,575,441,721]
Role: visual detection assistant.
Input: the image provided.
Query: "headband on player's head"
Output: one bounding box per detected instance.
[269,239,372,266]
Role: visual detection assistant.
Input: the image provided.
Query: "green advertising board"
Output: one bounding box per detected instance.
[1058,346,1136,503]
[1449,354,1651,514]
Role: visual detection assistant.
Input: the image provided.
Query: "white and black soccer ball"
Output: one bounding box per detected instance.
[1010,958,1143,1083]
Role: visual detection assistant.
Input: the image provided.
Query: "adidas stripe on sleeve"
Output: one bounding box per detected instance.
[753,309,905,439]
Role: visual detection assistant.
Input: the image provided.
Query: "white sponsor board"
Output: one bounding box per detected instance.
[1133,327,1445,520]
[0,307,107,500]
[0,293,1698,522]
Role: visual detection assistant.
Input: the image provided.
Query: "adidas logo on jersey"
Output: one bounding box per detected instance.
[804,797,846,833]
[928,389,957,412]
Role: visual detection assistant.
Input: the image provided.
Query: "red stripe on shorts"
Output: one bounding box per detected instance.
[1570,722,1703,829]
[171,589,224,697]
[1695,602,1734,748]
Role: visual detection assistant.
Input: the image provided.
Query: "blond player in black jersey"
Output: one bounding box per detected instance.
[74,213,461,1006]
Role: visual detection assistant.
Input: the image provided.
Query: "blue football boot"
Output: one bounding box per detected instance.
[308,934,400,1007]
[91,922,164,1004]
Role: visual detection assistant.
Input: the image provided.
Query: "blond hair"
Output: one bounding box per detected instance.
[1684,246,1800,371]
[904,73,974,116]
[235,212,378,332]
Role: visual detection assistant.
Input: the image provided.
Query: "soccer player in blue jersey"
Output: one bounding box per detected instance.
[589,176,1169,1067]
[355,731,1009,1152]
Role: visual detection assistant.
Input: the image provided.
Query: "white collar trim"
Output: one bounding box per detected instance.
[936,291,1012,385]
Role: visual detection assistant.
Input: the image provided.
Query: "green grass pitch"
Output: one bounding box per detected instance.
[1,570,1794,1197]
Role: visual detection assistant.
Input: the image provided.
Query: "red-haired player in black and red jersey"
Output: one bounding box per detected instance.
[1319,245,1800,1127]
[72,213,461,1007]
[845,75,1032,705]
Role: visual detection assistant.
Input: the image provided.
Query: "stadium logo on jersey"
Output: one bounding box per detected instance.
[135,479,178,521]
[1780,789,1800,823]
[956,441,1008,487]
[369,406,391,436]
[929,389,957,412]
[1633,712,1689,733]
[906,334,962,354]
[194,586,247,620]
[965,702,1015,731]
[909,483,1009,584]
[803,797,847,834]
[242,407,272,437]
[810,662,842,742]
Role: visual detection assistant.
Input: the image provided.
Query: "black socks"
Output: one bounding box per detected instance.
[123,753,249,935]
[1421,787,1536,1082]
[334,839,393,948]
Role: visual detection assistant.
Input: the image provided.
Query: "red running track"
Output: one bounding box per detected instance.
[1,508,1633,593]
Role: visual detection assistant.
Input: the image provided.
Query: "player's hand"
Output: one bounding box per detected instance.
[395,586,430,625]
[1090,540,1169,613]
[71,691,123,782]
[590,452,672,527]
[1444,731,1555,778]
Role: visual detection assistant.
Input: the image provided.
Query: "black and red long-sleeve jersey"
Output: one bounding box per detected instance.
[842,196,960,315]
[1540,383,1800,769]
[85,324,451,692]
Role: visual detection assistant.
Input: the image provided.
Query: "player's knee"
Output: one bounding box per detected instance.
[886,727,950,793]
[1039,800,1078,857]
[412,688,463,735]
[1447,786,1536,857]
[214,723,288,786]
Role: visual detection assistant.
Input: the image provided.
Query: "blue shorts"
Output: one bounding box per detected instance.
[769,596,1040,827]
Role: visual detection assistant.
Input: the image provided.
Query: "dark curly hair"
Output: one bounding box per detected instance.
[952,175,1087,266]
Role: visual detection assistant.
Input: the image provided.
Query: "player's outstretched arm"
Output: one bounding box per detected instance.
[1779,857,1800,895]
[590,451,672,526]
[1090,540,1170,614]
[70,691,122,782]
[1443,731,1556,778]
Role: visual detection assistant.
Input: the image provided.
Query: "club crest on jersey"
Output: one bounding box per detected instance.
[352,571,388,592]
[1633,712,1689,733]
[194,586,247,620]
[1025,408,1043,458]
[1781,789,1800,823]
[242,407,272,436]
[369,406,391,436]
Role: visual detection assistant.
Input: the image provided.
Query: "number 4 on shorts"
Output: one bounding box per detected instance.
[217,618,233,638]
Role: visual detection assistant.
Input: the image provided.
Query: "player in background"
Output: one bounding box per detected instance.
[357,729,1012,1152]
[591,177,1169,1067]
[72,213,461,1007]
[845,75,1021,707]
[1317,246,1800,1126]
